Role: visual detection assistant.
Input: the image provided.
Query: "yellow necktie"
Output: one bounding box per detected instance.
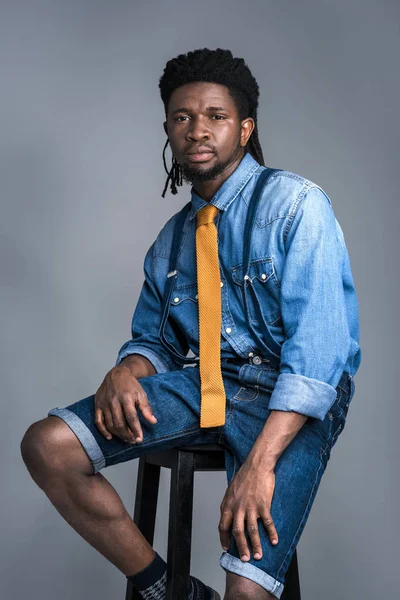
[196,203,226,428]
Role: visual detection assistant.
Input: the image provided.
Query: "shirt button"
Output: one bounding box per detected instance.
[220,281,224,287]
[248,352,254,357]
[173,297,179,303]
[225,327,232,334]
[261,273,267,280]
[252,355,262,365]
[195,294,198,299]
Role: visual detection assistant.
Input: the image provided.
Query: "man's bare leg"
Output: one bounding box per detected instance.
[20,416,155,576]
[224,572,274,600]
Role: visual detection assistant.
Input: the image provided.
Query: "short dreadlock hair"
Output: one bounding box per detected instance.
[158,48,265,197]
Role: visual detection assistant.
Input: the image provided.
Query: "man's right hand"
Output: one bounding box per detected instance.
[94,363,157,444]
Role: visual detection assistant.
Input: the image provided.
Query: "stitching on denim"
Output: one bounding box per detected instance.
[239,166,275,208]
[282,183,312,246]
[208,163,260,215]
[233,385,260,402]
[173,281,197,291]
[327,386,342,420]
[257,214,288,229]
[270,259,281,289]
[276,458,324,581]
[224,401,236,425]
[233,366,264,402]
[231,256,273,274]
[267,313,282,325]
[224,387,240,425]
[233,386,249,401]
[170,298,198,306]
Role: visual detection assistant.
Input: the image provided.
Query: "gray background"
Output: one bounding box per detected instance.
[1,1,398,598]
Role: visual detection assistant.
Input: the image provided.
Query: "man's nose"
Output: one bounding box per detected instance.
[186,116,211,139]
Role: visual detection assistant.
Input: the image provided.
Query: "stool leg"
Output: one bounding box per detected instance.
[125,456,161,600]
[281,549,301,600]
[166,450,195,600]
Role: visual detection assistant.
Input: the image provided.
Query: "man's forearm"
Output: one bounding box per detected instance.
[119,354,157,379]
[246,410,309,471]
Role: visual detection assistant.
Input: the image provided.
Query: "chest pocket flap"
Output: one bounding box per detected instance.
[231,257,281,325]
[169,283,199,335]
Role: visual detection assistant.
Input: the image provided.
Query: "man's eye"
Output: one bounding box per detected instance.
[175,115,225,122]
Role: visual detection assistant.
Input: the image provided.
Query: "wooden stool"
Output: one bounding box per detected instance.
[125,444,301,600]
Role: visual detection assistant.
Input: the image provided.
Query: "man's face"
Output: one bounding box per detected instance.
[163,82,254,185]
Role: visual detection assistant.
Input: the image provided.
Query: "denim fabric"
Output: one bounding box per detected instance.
[115,152,361,421]
[47,361,354,598]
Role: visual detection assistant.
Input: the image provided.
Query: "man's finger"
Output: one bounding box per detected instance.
[232,512,250,561]
[260,507,279,545]
[246,513,262,559]
[121,401,143,442]
[110,401,136,443]
[136,393,157,424]
[103,407,114,435]
[94,408,112,440]
[218,506,233,551]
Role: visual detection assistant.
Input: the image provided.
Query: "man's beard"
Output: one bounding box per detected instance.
[180,143,243,184]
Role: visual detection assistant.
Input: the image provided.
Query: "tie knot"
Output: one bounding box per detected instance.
[196,203,219,227]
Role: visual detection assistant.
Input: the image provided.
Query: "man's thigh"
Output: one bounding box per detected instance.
[47,365,219,474]
[219,368,353,599]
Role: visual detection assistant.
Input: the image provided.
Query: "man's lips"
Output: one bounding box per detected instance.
[186,150,215,162]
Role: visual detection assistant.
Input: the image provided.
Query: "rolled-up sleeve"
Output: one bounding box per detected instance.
[268,186,351,421]
[115,241,184,374]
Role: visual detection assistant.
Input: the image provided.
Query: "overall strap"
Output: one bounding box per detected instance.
[242,166,283,365]
[242,167,282,275]
[161,200,191,307]
[158,201,195,365]
[169,201,192,273]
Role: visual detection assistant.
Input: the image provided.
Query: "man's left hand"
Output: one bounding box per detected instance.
[218,462,278,562]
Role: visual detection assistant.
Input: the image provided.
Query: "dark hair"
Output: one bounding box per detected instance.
[158,48,265,197]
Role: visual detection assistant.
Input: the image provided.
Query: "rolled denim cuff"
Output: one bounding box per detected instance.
[220,552,284,598]
[268,373,337,421]
[115,344,171,374]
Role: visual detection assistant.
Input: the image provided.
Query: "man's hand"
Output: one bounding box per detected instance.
[219,462,278,562]
[94,364,157,444]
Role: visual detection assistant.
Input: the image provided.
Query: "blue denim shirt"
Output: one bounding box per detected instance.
[115,152,362,421]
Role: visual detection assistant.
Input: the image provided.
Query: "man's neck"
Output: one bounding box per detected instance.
[191,151,246,202]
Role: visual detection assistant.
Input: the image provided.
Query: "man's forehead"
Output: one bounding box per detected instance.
[169,82,232,105]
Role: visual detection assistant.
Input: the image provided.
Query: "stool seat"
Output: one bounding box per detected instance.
[125,443,301,600]
[178,443,225,451]
[143,442,227,471]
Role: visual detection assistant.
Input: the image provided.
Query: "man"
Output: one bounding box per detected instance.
[20,48,361,600]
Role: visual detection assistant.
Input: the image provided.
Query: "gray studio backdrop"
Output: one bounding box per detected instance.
[1,1,398,599]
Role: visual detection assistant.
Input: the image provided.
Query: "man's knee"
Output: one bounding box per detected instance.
[224,589,275,600]
[20,416,92,479]
[224,572,275,600]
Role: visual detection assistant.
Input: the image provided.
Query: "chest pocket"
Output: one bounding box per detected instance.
[169,283,199,335]
[231,257,282,326]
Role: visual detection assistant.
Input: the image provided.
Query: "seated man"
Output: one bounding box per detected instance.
[21,47,361,600]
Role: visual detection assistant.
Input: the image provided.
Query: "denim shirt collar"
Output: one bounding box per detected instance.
[188,152,261,221]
